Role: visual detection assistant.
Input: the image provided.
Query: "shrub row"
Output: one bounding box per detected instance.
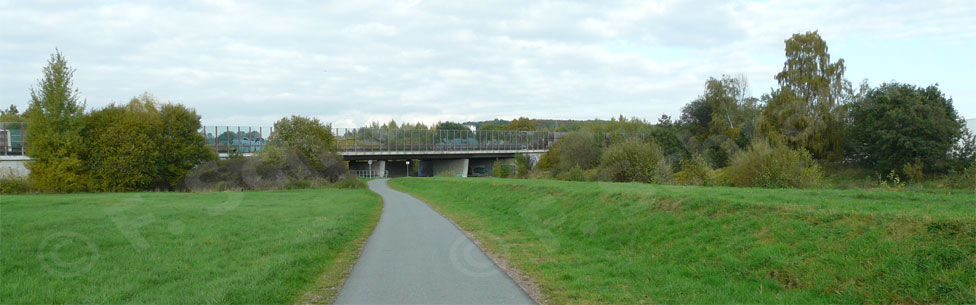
[538,132,825,188]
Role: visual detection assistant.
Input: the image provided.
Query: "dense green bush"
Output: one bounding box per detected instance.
[0,177,33,194]
[259,145,347,183]
[540,132,602,174]
[902,162,924,183]
[654,159,674,185]
[491,160,511,178]
[726,141,823,188]
[333,176,367,189]
[948,127,976,172]
[947,165,976,191]
[82,94,214,192]
[284,179,313,190]
[268,116,340,176]
[674,154,715,186]
[157,103,215,187]
[846,83,964,173]
[597,137,663,183]
[536,144,559,170]
[557,165,586,181]
[513,154,534,178]
[82,100,158,191]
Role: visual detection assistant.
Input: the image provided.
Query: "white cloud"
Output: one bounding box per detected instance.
[0,0,973,128]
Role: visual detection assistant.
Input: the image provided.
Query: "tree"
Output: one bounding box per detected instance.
[267,115,343,180]
[435,121,468,130]
[513,153,534,178]
[948,127,976,171]
[157,102,215,188]
[491,160,512,178]
[761,31,851,160]
[24,50,87,192]
[846,83,964,173]
[1,105,23,122]
[506,117,535,131]
[680,75,758,167]
[656,114,674,129]
[679,97,712,139]
[270,115,337,156]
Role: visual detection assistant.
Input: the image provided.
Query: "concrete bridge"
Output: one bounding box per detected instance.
[334,128,557,177]
[2,124,563,178]
[198,126,562,177]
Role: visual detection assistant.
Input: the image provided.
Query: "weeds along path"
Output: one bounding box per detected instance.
[334,179,534,304]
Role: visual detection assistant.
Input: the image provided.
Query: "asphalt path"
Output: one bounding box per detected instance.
[334,179,534,304]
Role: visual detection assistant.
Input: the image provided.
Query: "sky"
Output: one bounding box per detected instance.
[1,0,974,128]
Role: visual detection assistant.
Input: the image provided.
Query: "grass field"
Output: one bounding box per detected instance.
[0,188,382,304]
[390,177,976,304]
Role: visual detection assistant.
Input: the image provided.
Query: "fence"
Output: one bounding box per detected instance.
[351,169,388,178]
[332,128,562,153]
[199,126,271,154]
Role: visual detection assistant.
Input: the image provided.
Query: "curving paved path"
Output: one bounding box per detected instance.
[334,179,534,304]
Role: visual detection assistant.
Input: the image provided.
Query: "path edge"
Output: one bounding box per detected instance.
[297,187,385,305]
[386,178,548,305]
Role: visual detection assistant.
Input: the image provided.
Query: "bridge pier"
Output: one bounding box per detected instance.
[0,156,30,178]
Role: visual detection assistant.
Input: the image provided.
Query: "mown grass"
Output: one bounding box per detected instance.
[390,177,976,304]
[0,188,382,304]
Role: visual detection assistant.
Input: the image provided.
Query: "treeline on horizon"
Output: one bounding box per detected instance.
[369,31,976,189]
[1,31,974,193]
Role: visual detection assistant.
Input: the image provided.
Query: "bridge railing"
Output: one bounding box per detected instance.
[4,123,567,157]
[199,126,272,154]
[332,128,562,153]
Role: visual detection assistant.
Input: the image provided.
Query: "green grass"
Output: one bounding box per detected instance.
[390,177,976,304]
[1,188,382,304]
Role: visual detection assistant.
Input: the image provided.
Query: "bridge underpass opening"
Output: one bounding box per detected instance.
[417,159,469,177]
[385,160,411,177]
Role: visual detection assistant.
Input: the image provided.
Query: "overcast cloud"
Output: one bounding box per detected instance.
[2,0,973,127]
